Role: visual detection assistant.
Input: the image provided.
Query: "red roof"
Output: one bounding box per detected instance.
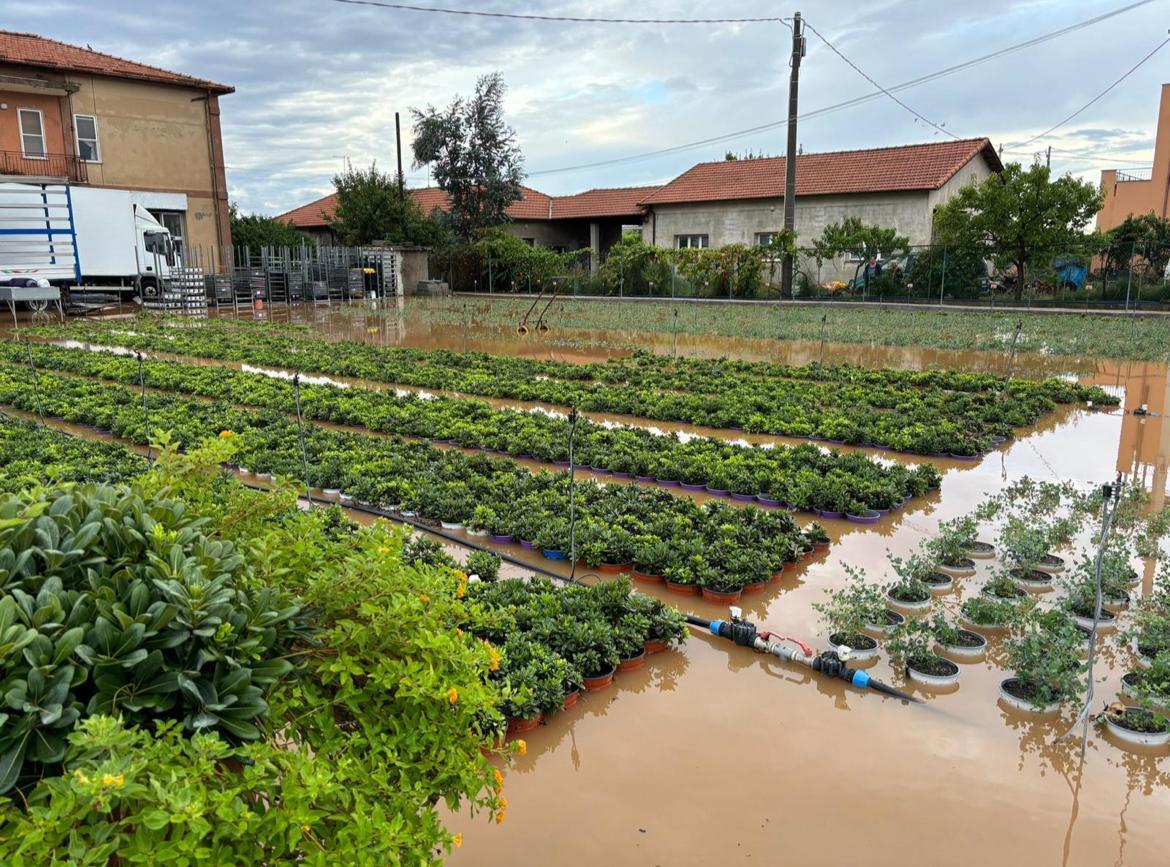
[279,184,654,228]
[550,186,661,219]
[640,138,1001,206]
[0,30,232,93]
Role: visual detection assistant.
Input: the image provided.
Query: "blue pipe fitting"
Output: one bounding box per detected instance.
[851,670,871,689]
[709,620,725,637]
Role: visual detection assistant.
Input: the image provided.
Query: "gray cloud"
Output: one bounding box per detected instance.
[6,0,1166,213]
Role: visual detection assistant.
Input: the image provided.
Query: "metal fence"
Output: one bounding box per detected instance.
[441,241,1170,311]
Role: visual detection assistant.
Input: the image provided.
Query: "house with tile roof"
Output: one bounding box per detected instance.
[639,138,1002,282]
[0,30,233,260]
[279,184,661,267]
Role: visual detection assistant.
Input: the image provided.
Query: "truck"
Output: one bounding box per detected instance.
[0,181,180,303]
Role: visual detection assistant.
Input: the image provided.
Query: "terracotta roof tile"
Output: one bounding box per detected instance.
[0,30,232,93]
[278,185,553,228]
[549,186,661,219]
[640,138,1001,206]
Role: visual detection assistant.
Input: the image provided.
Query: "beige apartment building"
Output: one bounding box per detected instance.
[0,30,232,260]
[1098,83,1170,231]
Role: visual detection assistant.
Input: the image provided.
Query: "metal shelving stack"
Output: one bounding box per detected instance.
[144,267,207,315]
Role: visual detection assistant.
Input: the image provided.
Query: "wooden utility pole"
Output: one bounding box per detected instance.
[780,11,804,298]
[395,112,407,240]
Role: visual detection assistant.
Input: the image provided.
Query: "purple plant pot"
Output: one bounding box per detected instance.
[847,511,881,524]
[489,534,514,544]
[730,492,756,502]
[877,508,891,516]
[552,460,571,467]
[874,445,892,452]
[949,453,979,461]
[705,486,730,496]
[992,436,1008,445]
[656,479,681,488]
[827,439,847,446]
[611,471,633,479]
[519,539,537,550]
[680,482,706,492]
[903,495,913,505]
[590,467,612,475]
[756,495,782,508]
[819,510,844,520]
[518,454,535,461]
[635,475,655,483]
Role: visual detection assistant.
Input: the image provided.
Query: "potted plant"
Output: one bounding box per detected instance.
[1124,595,1170,668]
[812,569,885,661]
[1119,651,1170,708]
[983,570,1030,600]
[1000,614,1085,714]
[700,568,744,604]
[644,600,689,654]
[930,611,987,659]
[960,595,1029,633]
[615,612,651,671]
[885,553,935,611]
[632,537,673,584]
[1000,518,1053,585]
[1099,703,1170,748]
[806,523,830,551]
[1061,581,1117,633]
[886,617,960,687]
[663,557,704,596]
[928,520,976,576]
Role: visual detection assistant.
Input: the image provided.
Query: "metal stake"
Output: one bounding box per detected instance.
[136,352,150,459]
[292,373,313,506]
[25,340,45,426]
[567,406,580,582]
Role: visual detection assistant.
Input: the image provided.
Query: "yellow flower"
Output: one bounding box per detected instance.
[218,430,235,439]
[455,627,464,637]
[456,584,466,598]
[453,833,463,849]
[454,570,468,582]
[302,824,311,833]
[494,797,508,824]
[495,810,507,824]
[378,546,391,555]
[418,593,430,603]
[514,739,527,757]
[488,648,501,672]
[101,773,124,789]
[447,687,459,705]
[493,769,504,792]
[72,769,89,785]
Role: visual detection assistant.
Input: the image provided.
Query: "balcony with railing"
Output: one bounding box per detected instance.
[0,150,88,183]
[1115,167,1153,183]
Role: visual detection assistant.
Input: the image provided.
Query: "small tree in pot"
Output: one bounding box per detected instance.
[812,567,885,654]
[1003,612,1085,711]
[886,617,959,682]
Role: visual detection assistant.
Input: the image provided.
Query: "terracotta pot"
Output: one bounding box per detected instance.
[770,569,786,582]
[644,639,669,655]
[665,580,700,596]
[701,586,743,603]
[582,668,616,692]
[597,561,635,574]
[562,690,581,711]
[813,541,830,551]
[506,713,543,736]
[618,652,646,672]
[632,570,665,585]
[742,580,768,595]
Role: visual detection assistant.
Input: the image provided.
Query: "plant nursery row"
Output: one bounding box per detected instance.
[10,342,938,514]
[0,365,824,593]
[36,320,1117,455]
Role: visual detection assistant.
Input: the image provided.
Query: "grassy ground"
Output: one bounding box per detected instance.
[405,296,1170,361]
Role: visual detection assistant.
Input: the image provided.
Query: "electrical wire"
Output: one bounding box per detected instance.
[1008,34,1170,149]
[329,0,791,25]
[526,0,1154,176]
[802,20,960,141]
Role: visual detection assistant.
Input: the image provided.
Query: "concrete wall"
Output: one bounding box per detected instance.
[508,219,586,250]
[1098,83,1170,231]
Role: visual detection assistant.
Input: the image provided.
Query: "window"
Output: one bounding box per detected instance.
[755,232,780,247]
[149,210,186,257]
[18,109,45,158]
[75,115,101,162]
[675,234,709,249]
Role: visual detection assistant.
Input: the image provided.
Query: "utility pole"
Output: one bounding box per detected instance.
[1045,146,1051,170]
[780,11,804,299]
[395,112,407,241]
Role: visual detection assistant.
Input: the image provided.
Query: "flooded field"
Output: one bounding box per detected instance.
[10,303,1170,865]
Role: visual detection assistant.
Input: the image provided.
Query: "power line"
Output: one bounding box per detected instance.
[802,20,960,141]
[329,0,791,24]
[527,0,1153,176]
[1008,34,1170,148]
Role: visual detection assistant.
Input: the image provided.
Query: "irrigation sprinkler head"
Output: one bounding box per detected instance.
[728,606,743,621]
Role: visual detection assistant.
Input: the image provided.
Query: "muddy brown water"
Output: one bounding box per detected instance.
[12,306,1170,865]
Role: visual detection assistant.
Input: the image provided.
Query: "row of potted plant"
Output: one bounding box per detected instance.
[3,341,939,514]
[0,364,821,593]
[32,319,1116,457]
[464,576,688,730]
[0,413,148,489]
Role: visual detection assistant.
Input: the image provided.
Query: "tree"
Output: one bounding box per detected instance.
[328,162,448,247]
[1103,213,1170,279]
[411,72,524,242]
[230,204,308,253]
[805,217,909,287]
[932,163,1102,299]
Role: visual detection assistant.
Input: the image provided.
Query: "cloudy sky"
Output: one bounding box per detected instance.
[6,0,1167,215]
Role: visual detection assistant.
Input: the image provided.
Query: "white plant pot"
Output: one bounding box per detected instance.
[339,494,354,505]
[1102,712,1170,747]
[936,631,987,660]
[1035,555,1066,575]
[439,521,464,531]
[925,574,954,595]
[1071,611,1116,633]
[467,528,490,538]
[998,678,1062,716]
[238,467,252,475]
[959,615,1009,635]
[322,488,341,497]
[937,560,976,578]
[906,659,959,687]
[865,610,905,637]
[829,634,879,662]
[886,590,931,613]
[965,541,996,560]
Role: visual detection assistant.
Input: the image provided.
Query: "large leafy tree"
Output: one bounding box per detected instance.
[328,162,447,247]
[231,204,308,253]
[933,163,1102,299]
[411,72,524,242]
